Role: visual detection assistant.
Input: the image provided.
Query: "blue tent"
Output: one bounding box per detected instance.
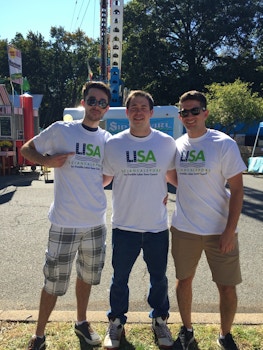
[9,94,43,110]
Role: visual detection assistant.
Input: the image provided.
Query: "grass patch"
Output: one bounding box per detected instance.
[0,321,262,349]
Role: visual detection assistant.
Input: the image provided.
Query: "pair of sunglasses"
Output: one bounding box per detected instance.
[179,107,206,118]
[86,97,108,109]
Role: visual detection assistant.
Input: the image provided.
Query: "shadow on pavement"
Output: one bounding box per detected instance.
[0,171,40,189]
[242,185,263,222]
[0,171,41,205]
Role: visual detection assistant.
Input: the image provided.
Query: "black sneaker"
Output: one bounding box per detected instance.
[177,326,194,350]
[217,333,239,350]
[74,321,101,345]
[27,335,46,350]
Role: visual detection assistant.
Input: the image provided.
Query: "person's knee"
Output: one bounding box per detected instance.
[217,284,236,297]
[176,275,194,289]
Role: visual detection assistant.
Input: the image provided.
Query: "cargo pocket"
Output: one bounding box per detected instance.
[43,251,59,283]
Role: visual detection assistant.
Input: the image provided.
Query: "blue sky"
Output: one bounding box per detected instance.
[1,0,129,42]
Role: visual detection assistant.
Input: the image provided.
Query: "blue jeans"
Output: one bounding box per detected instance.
[107,228,170,324]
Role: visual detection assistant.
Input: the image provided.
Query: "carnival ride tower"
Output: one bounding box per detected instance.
[100,0,124,106]
[100,0,108,82]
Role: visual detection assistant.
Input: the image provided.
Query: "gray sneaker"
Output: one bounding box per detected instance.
[103,318,125,349]
[152,316,174,349]
[177,326,194,350]
[217,333,239,350]
[74,321,101,345]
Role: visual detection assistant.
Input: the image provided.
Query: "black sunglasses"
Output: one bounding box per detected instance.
[179,107,206,118]
[86,97,108,109]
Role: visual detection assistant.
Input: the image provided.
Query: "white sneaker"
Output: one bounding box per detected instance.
[103,318,125,349]
[152,317,174,349]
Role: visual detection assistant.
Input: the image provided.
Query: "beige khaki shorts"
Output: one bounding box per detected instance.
[170,226,242,286]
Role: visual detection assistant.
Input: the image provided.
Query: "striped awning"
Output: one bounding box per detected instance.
[0,84,11,106]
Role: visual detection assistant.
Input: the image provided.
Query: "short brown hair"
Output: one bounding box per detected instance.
[82,81,111,102]
[125,90,154,110]
[179,90,207,109]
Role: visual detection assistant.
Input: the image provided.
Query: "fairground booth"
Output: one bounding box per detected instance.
[0,84,42,175]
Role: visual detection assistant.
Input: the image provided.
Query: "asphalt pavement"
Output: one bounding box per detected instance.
[0,168,262,324]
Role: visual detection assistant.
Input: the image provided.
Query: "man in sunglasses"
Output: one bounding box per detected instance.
[21,81,111,350]
[167,90,246,350]
[102,90,176,350]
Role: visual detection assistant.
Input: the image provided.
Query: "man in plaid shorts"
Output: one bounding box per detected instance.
[21,81,112,350]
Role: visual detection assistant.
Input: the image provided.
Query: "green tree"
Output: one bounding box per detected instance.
[1,28,100,127]
[1,1,263,126]
[37,27,99,126]
[205,79,263,134]
[122,0,262,103]
[122,1,179,104]
[0,40,9,85]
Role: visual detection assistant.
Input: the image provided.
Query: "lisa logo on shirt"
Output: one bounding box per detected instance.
[126,150,156,163]
[180,150,205,162]
[76,143,101,158]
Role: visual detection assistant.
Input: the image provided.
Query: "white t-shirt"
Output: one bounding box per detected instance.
[103,128,176,232]
[171,129,247,235]
[33,120,111,228]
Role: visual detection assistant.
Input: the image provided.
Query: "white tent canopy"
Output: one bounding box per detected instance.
[248,121,263,173]
[251,121,263,157]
